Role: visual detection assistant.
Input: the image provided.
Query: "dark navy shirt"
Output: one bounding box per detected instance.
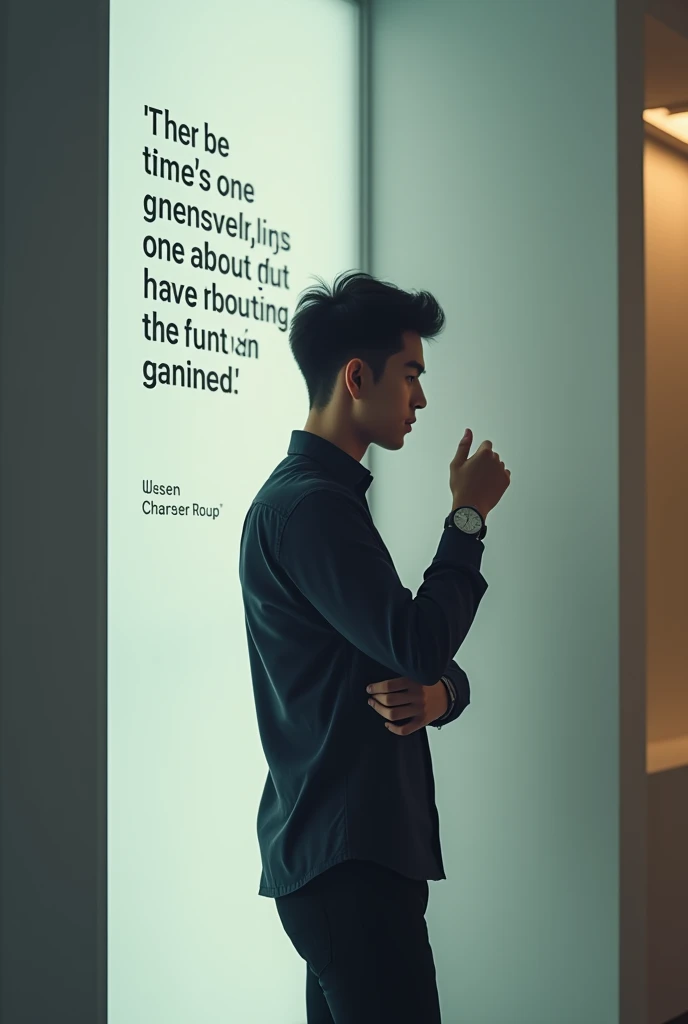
[239,429,488,898]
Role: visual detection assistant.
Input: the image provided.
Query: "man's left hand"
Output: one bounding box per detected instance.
[366,676,449,736]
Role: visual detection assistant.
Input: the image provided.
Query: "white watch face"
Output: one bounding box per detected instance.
[454,507,480,533]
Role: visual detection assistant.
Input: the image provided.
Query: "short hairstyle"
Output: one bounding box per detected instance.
[289,269,446,411]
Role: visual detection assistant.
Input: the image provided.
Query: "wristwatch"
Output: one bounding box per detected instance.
[444,505,487,541]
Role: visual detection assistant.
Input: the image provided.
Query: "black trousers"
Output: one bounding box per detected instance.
[274,858,442,1024]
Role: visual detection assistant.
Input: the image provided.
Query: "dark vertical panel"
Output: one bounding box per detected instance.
[616,0,649,1021]
[0,1,109,1021]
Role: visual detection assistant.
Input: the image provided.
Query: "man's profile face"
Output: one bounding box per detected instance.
[361,330,428,451]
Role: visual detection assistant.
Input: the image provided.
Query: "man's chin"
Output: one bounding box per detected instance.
[375,435,406,452]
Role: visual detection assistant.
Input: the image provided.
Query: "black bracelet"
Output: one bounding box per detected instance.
[434,675,456,728]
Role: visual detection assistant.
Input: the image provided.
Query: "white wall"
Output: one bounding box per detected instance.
[368,2,646,1022]
[106,2,361,1022]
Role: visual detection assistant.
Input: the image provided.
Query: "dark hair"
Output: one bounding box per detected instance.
[289,269,446,411]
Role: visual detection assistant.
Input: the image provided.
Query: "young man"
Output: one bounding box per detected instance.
[238,270,510,1023]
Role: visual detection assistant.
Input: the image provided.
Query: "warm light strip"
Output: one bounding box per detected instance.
[647,734,688,774]
[643,106,688,145]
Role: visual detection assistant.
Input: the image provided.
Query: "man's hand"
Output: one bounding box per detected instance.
[366,676,449,736]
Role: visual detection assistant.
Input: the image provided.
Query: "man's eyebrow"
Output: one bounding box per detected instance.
[404,360,426,375]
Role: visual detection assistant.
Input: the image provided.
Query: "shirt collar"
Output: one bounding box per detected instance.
[287,429,373,497]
